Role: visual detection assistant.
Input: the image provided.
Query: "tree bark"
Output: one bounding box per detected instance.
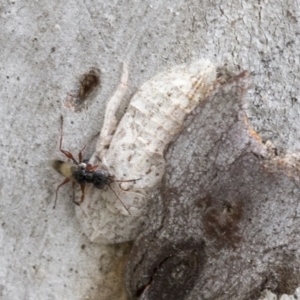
[126,71,300,299]
[1,0,299,299]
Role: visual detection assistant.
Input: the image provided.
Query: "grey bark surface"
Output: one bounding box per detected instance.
[126,72,300,299]
[1,0,300,300]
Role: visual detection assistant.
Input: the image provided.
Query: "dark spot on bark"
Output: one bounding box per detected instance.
[133,240,205,300]
[197,195,244,248]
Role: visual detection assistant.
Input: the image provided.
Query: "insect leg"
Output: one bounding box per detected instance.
[79,185,86,204]
[86,164,98,172]
[59,115,78,164]
[73,184,88,217]
[78,132,100,163]
[71,183,86,213]
[114,178,141,183]
[71,182,84,206]
[108,184,131,215]
[78,144,87,163]
[93,62,129,162]
[53,177,71,209]
[71,181,77,204]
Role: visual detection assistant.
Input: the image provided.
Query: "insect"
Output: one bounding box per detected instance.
[64,68,100,111]
[52,116,137,214]
[87,60,217,216]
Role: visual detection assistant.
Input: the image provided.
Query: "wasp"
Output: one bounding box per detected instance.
[52,116,137,214]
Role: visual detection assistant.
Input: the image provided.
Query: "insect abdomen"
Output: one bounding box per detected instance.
[52,160,78,182]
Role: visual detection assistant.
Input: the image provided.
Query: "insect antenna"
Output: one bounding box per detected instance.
[107,184,132,215]
[114,178,141,183]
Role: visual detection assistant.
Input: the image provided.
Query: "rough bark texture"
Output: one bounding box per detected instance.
[126,72,300,299]
[1,0,300,299]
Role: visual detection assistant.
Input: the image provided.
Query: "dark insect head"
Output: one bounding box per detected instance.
[92,169,112,189]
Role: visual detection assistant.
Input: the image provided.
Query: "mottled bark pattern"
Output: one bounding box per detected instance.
[126,71,300,299]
